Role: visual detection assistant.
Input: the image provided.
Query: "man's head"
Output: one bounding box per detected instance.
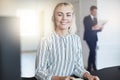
[90,6,97,16]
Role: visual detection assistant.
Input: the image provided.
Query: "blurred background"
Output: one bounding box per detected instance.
[0,0,120,78]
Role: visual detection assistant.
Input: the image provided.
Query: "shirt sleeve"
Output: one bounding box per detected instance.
[83,17,92,32]
[35,38,52,80]
[73,37,89,78]
[83,16,101,32]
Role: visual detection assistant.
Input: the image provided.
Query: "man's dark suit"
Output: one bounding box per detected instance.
[83,15,101,71]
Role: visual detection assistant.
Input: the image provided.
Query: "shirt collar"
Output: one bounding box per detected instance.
[90,14,94,20]
[53,31,72,39]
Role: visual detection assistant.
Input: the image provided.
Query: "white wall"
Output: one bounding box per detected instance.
[97,0,120,69]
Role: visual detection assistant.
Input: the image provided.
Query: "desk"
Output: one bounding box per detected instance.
[22,66,120,80]
[22,77,37,80]
[91,66,120,80]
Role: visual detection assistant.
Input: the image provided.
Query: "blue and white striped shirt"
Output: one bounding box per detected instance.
[35,32,88,80]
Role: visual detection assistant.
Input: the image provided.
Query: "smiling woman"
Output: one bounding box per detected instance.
[35,2,100,80]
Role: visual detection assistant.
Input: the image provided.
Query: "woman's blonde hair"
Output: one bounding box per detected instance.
[52,2,77,34]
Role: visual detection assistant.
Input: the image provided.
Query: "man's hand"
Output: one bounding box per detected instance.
[92,25,103,30]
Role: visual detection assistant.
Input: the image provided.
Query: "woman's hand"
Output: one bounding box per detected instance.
[87,75,100,80]
[52,76,75,80]
[65,76,75,80]
[84,72,100,80]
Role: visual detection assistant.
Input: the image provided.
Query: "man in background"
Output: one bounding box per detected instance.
[83,6,103,72]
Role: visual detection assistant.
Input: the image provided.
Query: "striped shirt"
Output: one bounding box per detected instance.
[35,32,88,80]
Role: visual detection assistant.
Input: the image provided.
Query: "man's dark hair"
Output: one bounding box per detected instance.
[90,6,97,11]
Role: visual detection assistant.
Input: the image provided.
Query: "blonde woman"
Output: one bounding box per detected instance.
[35,2,100,80]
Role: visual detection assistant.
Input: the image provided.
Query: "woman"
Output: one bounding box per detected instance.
[35,2,100,80]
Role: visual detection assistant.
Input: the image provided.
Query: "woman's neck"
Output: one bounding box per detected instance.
[55,28,68,36]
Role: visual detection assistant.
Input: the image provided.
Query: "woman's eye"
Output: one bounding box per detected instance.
[58,14,62,16]
[67,15,72,17]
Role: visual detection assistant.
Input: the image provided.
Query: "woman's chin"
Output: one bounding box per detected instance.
[59,27,68,30]
[59,25,69,30]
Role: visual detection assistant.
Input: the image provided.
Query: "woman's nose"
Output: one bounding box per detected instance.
[62,15,67,20]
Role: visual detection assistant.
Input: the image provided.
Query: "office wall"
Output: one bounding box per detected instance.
[97,0,120,69]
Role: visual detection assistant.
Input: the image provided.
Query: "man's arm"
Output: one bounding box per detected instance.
[83,17,93,31]
[84,16,103,31]
[92,25,103,31]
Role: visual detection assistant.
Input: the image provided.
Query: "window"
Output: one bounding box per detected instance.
[17,9,39,36]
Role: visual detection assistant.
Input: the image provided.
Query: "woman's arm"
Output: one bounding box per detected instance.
[73,37,89,78]
[35,39,52,80]
[73,37,100,80]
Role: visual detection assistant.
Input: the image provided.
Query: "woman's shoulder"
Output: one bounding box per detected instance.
[40,32,56,43]
[71,33,81,40]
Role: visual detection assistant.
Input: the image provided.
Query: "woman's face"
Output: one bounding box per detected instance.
[54,5,73,30]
